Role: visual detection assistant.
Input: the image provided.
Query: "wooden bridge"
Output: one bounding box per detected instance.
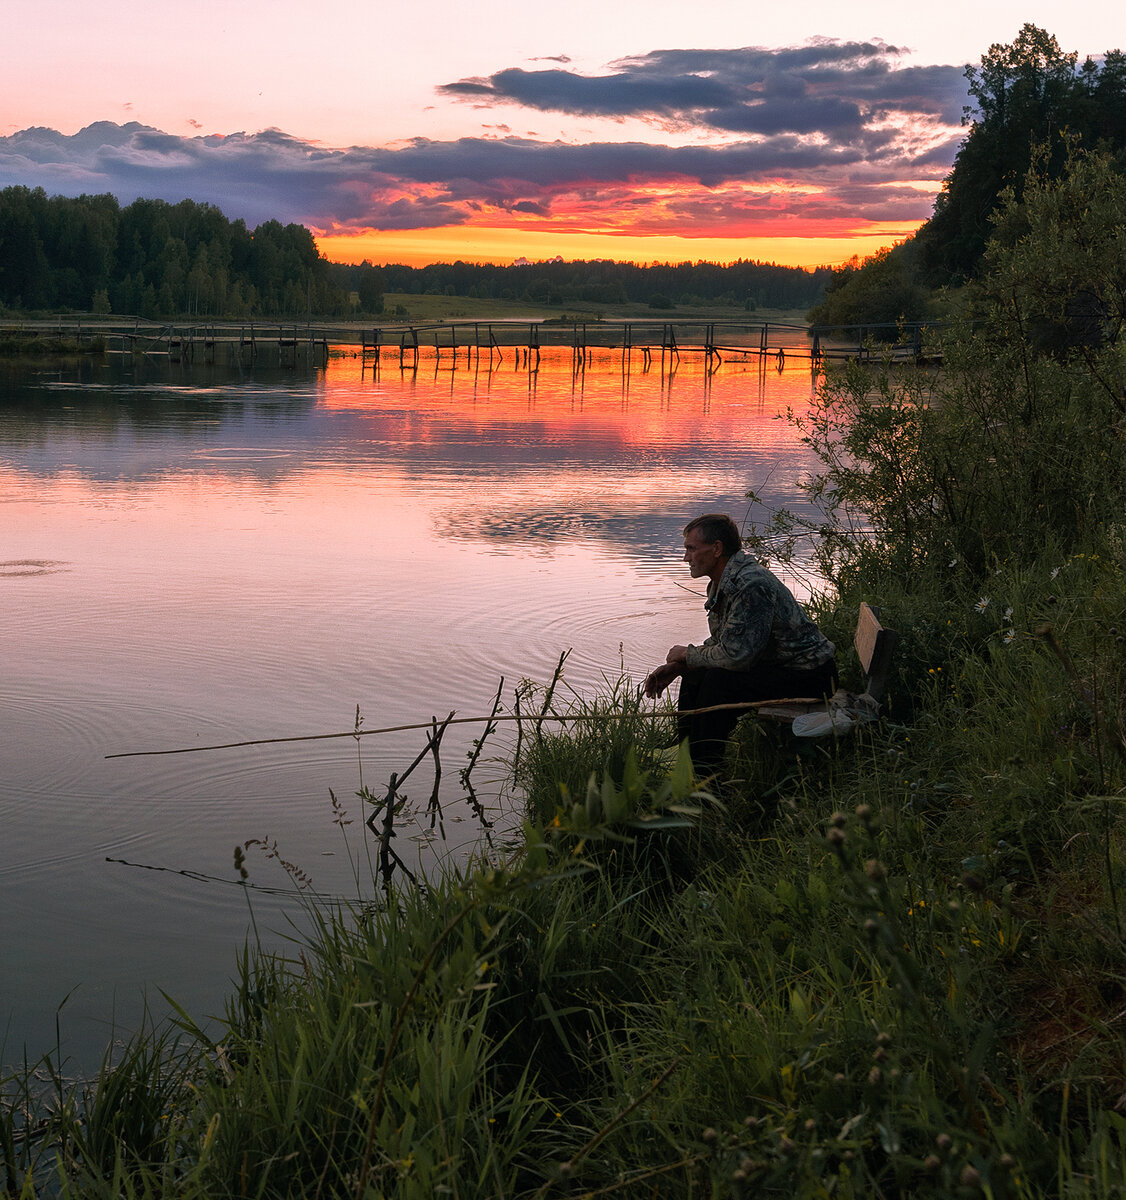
[1,320,331,367]
[141,323,329,367]
[359,318,937,371]
[5,317,939,370]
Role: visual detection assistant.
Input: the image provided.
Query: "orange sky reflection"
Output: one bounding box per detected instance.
[321,345,815,448]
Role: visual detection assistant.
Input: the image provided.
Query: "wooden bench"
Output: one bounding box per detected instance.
[753,602,898,736]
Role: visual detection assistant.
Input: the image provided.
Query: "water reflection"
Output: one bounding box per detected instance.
[0,346,823,1074]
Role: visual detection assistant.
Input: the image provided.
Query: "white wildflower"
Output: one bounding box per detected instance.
[1002,629,1015,645]
[1050,566,1061,579]
[974,597,990,613]
[1004,607,1013,621]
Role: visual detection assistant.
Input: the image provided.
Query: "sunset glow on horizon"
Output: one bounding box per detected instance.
[314,222,924,270]
[2,2,1122,270]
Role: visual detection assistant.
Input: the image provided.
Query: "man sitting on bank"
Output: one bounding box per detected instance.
[643,513,837,767]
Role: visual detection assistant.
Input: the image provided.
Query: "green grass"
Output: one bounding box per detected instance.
[378,292,809,325]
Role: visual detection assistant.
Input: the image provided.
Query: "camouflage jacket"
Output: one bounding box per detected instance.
[684,551,835,673]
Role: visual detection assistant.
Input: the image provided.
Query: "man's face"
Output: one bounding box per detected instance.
[683,529,724,578]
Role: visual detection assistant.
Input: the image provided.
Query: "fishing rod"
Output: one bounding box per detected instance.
[104,697,824,761]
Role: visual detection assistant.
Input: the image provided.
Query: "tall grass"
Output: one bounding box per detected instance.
[515,668,677,826]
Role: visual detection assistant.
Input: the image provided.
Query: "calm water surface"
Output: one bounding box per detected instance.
[1,346,823,1073]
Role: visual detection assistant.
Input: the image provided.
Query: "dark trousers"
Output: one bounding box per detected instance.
[677,659,838,768]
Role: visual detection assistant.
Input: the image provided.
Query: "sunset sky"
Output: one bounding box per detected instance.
[1,1,1120,269]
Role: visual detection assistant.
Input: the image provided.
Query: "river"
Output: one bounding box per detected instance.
[0,343,825,1075]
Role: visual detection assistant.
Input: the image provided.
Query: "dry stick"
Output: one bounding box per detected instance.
[376,772,398,895]
[373,833,417,891]
[460,676,504,832]
[365,712,454,805]
[427,714,447,836]
[512,686,525,772]
[367,716,455,890]
[105,699,823,761]
[535,649,571,749]
[370,773,421,895]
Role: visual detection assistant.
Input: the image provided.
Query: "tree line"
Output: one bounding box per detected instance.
[0,188,368,318]
[0,184,831,320]
[809,25,1126,329]
[377,258,831,313]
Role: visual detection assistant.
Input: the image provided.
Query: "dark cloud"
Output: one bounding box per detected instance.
[440,40,967,137]
[509,199,549,215]
[357,132,949,190]
[0,120,955,235]
[0,39,966,240]
[444,66,733,119]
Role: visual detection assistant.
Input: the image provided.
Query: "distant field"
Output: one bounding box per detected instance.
[378,293,811,325]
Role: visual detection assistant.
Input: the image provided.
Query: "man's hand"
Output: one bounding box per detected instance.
[643,661,682,699]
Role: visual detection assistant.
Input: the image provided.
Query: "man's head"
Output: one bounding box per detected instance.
[682,514,741,580]
[683,514,741,555]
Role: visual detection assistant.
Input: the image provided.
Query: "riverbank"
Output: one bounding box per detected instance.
[5,530,1124,1196]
